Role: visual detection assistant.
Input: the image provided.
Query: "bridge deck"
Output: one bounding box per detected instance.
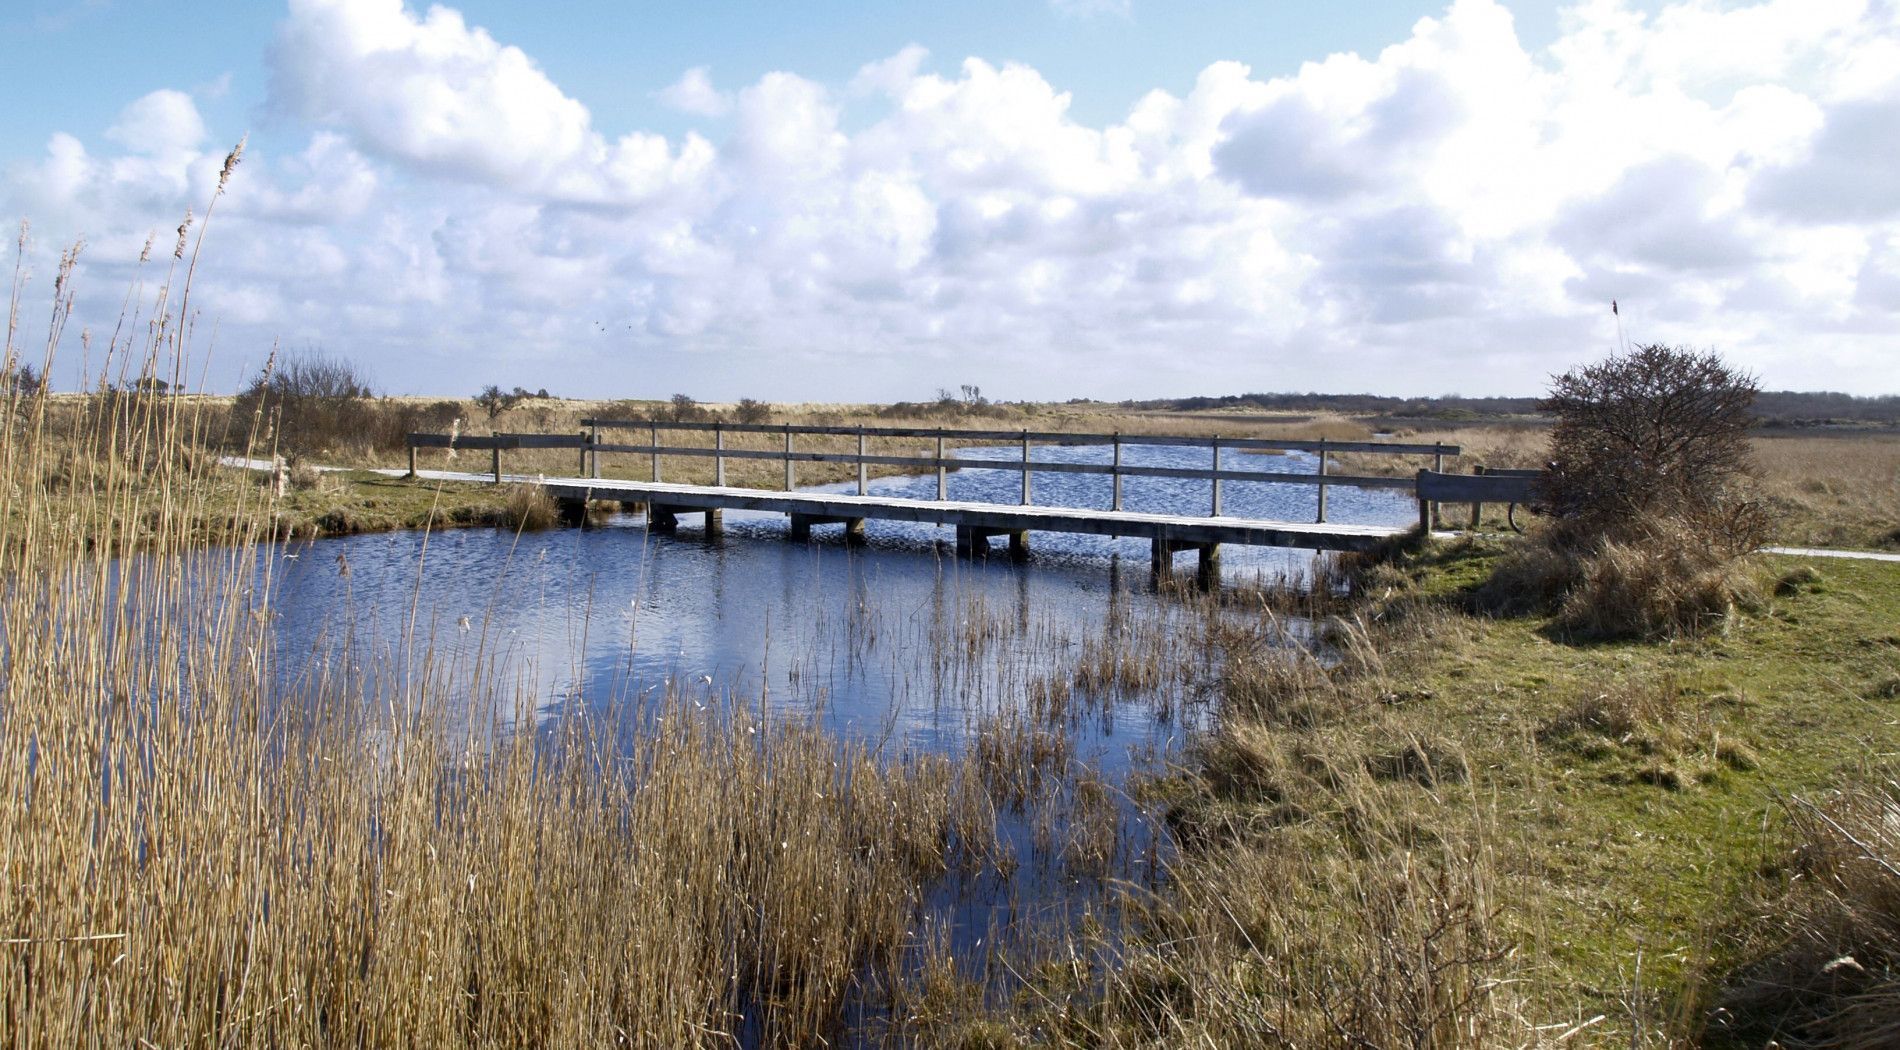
[390,467,1409,553]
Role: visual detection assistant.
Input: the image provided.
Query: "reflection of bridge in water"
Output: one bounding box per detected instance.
[400,421,1526,584]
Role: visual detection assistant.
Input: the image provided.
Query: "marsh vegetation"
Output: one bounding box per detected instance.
[6,183,1899,1048]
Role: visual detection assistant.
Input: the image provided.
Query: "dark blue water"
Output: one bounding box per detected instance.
[267,443,1412,743]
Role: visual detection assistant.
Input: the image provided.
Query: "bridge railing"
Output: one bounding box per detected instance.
[408,421,1464,524]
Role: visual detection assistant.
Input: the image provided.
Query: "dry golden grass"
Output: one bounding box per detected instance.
[1718,774,1900,1048]
[1753,433,1900,550]
[1,391,1009,1047]
[2,191,1011,1047]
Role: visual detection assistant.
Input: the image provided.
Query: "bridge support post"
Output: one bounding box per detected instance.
[648,504,679,533]
[703,508,723,538]
[1150,536,1174,578]
[1196,543,1222,589]
[788,512,864,544]
[1008,530,1030,561]
[955,525,978,557]
[1431,442,1446,528]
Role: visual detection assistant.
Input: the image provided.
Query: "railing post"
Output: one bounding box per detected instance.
[492,444,502,485]
[1470,465,1485,529]
[784,426,795,490]
[407,441,417,479]
[1431,442,1446,528]
[650,422,661,483]
[1210,434,1222,517]
[1020,429,1031,505]
[1417,469,1431,533]
[714,423,726,487]
[1316,438,1329,523]
[589,423,600,479]
[935,434,947,500]
[857,426,867,496]
[1112,432,1123,512]
[578,429,589,477]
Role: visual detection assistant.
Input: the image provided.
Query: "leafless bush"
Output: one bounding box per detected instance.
[1491,346,1769,638]
[229,351,377,457]
[1539,343,1765,554]
[667,393,706,422]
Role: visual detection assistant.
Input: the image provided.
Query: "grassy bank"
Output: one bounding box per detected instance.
[932,538,1899,1046]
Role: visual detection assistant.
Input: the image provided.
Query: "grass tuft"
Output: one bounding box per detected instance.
[1718,776,1900,1048]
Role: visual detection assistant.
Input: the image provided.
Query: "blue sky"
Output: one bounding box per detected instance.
[1,1,1585,151]
[3,0,1896,400]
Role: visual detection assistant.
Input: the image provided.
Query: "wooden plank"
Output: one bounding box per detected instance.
[1415,469,1540,503]
[406,434,517,450]
[496,432,586,449]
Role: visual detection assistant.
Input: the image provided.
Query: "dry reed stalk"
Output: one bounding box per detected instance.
[1,179,1009,1047]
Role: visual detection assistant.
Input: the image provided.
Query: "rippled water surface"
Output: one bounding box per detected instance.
[268,443,1413,748]
[259,442,1417,1028]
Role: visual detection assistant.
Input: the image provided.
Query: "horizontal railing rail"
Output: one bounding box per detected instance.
[578,418,1455,457]
[407,422,1463,523]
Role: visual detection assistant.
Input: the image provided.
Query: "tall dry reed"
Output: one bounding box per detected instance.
[1,172,996,1046]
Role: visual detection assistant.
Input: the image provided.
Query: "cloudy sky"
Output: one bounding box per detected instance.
[3,0,1897,400]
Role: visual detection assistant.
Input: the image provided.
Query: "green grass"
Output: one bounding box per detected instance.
[1282,539,1899,1037]
[262,470,540,537]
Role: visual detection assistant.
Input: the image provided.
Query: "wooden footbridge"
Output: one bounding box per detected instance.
[400,420,1534,582]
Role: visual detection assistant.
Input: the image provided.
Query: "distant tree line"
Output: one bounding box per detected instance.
[1117,389,1900,426]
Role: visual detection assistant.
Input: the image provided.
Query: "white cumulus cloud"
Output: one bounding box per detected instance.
[658,67,732,118]
[6,0,1900,399]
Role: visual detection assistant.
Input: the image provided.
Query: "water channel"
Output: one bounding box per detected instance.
[261,441,1418,1029]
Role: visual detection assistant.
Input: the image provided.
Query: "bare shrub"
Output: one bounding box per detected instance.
[1492,346,1769,638]
[1539,343,1765,554]
[230,351,377,458]
[667,393,705,422]
[735,398,772,424]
